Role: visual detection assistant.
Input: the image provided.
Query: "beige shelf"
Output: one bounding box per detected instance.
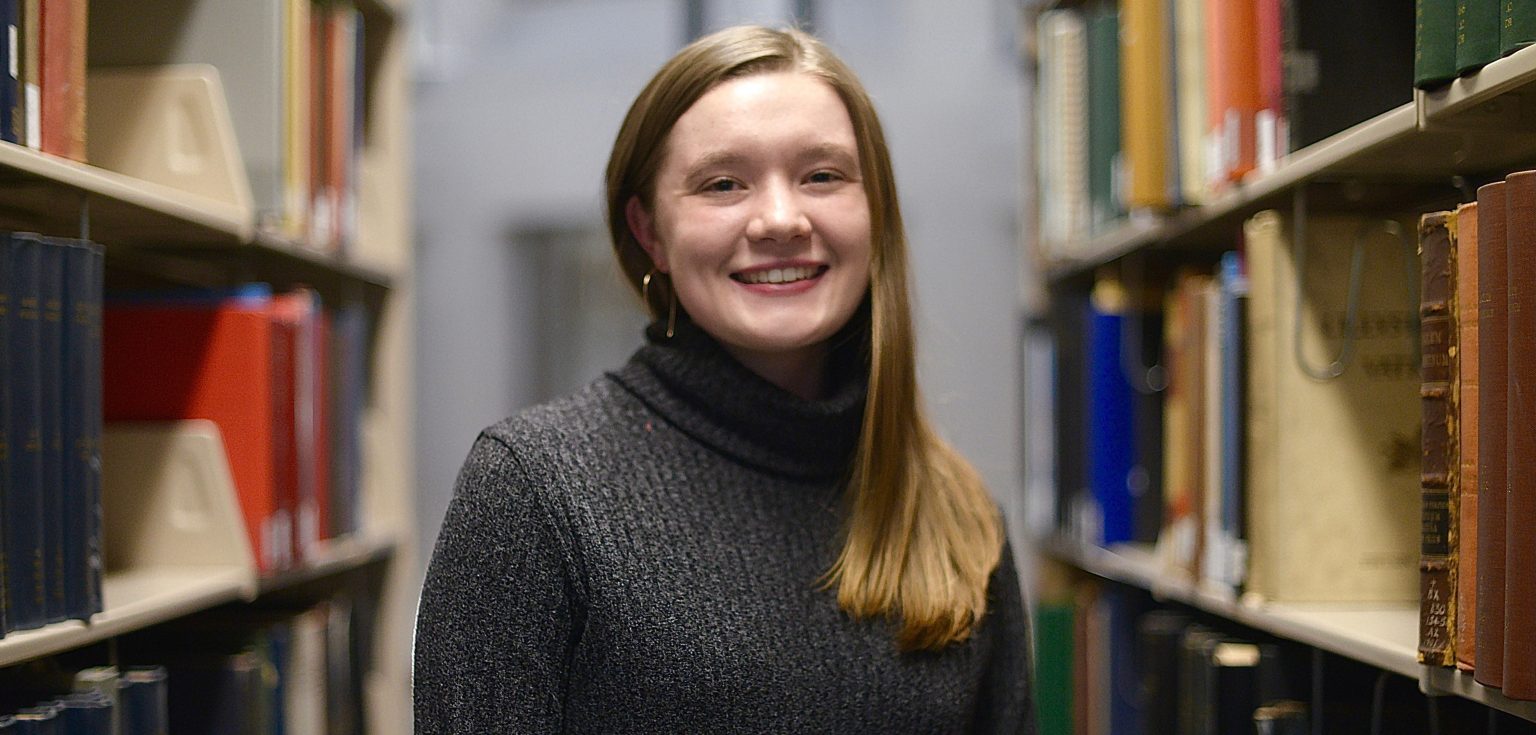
[1422,667,1536,721]
[1044,536,1536,721]
[0,534,397,669]
[1418,43,1536,127]
[0,140,252,244]
[1042,536,1421,679]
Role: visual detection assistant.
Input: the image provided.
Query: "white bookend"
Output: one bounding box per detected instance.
[103,420,259,599]
[86,65,254,222]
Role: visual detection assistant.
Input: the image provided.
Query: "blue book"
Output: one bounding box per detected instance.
[1217,252,1249,589]
[5,235,46,631]
[1087,290,1136,546]
[0,231,8,635]
[33,237,64,624]
[58,238,102,621]
[0,0,16,144]
[120,667,168,735]
[57,692,112,735]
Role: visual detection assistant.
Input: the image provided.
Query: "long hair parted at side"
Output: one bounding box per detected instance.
[603,25,1003,652]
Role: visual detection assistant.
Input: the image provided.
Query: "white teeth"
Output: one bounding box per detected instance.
[740,266,818,284]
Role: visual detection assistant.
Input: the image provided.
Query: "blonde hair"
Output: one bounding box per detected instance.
[604,25,1003,651]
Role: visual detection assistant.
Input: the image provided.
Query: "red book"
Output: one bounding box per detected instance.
[104,291,303,575]
[37,0,84,161]
[1254,0,1286,171]
[1504,170,1536,700]
[1476,179,1509,689]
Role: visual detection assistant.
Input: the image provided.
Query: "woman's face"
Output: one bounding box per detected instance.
[628,71,872,371]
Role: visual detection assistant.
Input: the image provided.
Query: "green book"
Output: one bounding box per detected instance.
[1503,0,1536,55]
[1417,0,1459,87]
[1456,0,1502,74]
[1085,0,1123,234]
[1033,602,1075,735]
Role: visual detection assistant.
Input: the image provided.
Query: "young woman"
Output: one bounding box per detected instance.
[414,25,1033,734]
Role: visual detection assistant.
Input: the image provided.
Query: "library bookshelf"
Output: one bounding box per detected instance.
[1027,6,1536,728]
[0,0,417,731]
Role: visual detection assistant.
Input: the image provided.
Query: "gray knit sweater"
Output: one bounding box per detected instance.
[413,327,1034,733]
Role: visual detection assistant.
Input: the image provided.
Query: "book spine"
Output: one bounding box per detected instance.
[1504,169,1536,699]
[19,0,33,149]
[1219,252,1249,590]
[35,235,63,623]
[0,0,15,143]
[59,238,98,620]
[1256,0,1286,170]
[1120,0,1171,210]
[1502,0,1536,55]
[1458,0,1503,74]
[36,0,82,161]
[1086,0,1123,231]
[5,234,45,630]
[1455,200,1481,671]
[1476,179,1509,688]
[1419,0,1460,87]
[1418,210,1458,667]
[1087,277,1136,546]
[0,229,8,635]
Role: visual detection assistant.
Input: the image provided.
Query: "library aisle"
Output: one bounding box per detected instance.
[1027,0,1536,731]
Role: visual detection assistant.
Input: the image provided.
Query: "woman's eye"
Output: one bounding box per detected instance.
[806,170,842,185]
[704,178,741,193]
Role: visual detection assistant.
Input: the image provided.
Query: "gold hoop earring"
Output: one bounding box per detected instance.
[641,269,677,339]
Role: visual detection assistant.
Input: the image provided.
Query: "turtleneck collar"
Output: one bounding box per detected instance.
[607,320,869,481]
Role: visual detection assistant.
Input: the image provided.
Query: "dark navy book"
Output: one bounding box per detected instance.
[32,236,65,623]
[5,234,46,631]
[59,239,103,620]
[0,0,16,144]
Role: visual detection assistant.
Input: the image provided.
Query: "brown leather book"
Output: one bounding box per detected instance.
[1504,170,1536,700]
[1419,209,1458,667]
[1476,179,1509,689]
[1457,200,1481,672]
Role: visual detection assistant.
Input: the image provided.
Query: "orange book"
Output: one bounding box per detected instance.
[103,290,303,575]
[1204,0,1260,187]
[1456,200,1480,672]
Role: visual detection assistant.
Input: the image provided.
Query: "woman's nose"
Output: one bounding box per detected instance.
[746,179,812,244]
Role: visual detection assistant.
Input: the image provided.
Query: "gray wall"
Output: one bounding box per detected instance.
[412,0,1029,577]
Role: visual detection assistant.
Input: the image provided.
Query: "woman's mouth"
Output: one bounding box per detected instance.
[731,265,828,285]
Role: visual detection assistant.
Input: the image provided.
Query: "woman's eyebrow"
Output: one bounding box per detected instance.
[683,151,749,182]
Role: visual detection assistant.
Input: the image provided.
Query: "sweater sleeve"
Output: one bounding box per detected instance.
[973,539,1037,734]
[414,431,583,734]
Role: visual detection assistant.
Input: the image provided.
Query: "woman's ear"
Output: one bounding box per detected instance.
[625,196,668,272]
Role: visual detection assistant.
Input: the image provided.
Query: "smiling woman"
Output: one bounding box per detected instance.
[414,25,1034,735]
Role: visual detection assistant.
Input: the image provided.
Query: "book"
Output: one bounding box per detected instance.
[1255,0,1287,172]
[1417,0,1459,88]
[59,239,102,621]
[1160,271,1211,577]
[57,691,113,735]
[1503,169,1536,700]
[1475,179,1508,689]
[1085,0,1122,232]
[1173,0,1208,205]
[5,235,46,631]
[1455,200,1480,672]
[1214,252,1249,592]
[1287,0,1415,150]
[37,0,84,161]
[1136,610,1189,734]
[1507,0,1536,55]
[1253,701,1309,735]
[1417,210,1458,667]
[120,666,168,735]
[1243,210,1421,603]
[1087,274,1137,545]
[1209,641,1262,735]
[0,232,6,636]
[1205,0,1260,187]
[0,0,17,143]
[1456,0,1502,74]
[34,236,63,624]
[20,0,37,150]
[1034,601,1075,735]
[1178,625,1222,734]
[1034,9,1091,256]
[1119,0,1171,210]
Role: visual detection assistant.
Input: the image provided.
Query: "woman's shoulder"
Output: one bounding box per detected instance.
[466,372,652,488]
